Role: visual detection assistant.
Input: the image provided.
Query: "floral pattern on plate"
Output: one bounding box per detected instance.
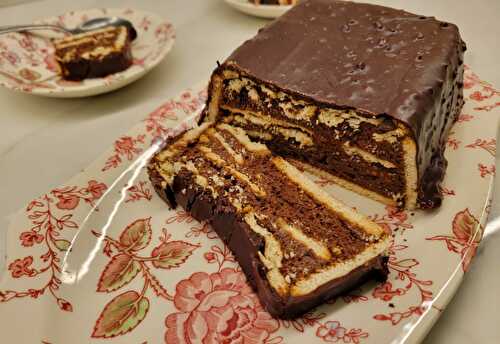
[0,69,498,343]
[0,8,175,97]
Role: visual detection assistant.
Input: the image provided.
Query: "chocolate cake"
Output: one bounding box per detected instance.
[148,122,390,318]
[203,0,466,209]
[53,26,133,81]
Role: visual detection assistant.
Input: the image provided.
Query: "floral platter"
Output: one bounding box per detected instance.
[0,8,175,98]
[0,67,498,343]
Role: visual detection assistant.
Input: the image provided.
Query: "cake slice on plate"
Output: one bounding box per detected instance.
[53,25,133,81]
[204,0,466,209]
[148,123,390,318]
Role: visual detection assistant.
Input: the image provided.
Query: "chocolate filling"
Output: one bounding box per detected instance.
[177,132,372,273]
[222,114,405,202]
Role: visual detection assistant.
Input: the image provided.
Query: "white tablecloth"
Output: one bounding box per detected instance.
[0,0,499,342]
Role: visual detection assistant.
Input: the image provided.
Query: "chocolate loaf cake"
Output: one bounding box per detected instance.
[204,0,466,209]
[53,26,133,81]
[148,123,390,318]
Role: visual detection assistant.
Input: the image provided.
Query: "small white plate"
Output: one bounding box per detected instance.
[0,8,175,98]
[224,0,294,19]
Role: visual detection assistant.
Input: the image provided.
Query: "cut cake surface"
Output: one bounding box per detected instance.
[148,122,390,318]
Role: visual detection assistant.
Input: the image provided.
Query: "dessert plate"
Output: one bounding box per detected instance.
[0,68,498,343]
[224,0,294,19]
[0,8,175,98]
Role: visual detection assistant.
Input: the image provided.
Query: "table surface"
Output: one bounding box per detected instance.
[0,0,499,343]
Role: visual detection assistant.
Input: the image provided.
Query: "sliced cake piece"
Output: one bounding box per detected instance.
[148,123,390,318]
[203,0,466,209]
[53,26,133,81]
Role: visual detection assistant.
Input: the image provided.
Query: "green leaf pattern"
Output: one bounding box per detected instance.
[92,291,149,338]
[119,217,152,251]
[97,254,141,292]
[151,241,198,269]
[93,217,199,338]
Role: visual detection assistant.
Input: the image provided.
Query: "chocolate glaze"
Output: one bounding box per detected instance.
[147,165,388,318]
[210,0,465,208]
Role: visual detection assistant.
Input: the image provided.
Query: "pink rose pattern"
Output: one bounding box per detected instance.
[0,70,497,343]
[165,268,279,344]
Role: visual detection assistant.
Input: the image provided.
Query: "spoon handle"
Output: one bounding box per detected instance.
[0,24,70,35]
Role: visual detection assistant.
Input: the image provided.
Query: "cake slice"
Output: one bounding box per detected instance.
[203,0,466,209]
[53,26,133,81]
[148,123,390,318]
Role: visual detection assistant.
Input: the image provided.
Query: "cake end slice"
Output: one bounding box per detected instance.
[148,123,390,318]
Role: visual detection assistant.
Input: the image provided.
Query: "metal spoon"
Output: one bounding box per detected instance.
[0,16,137,40]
